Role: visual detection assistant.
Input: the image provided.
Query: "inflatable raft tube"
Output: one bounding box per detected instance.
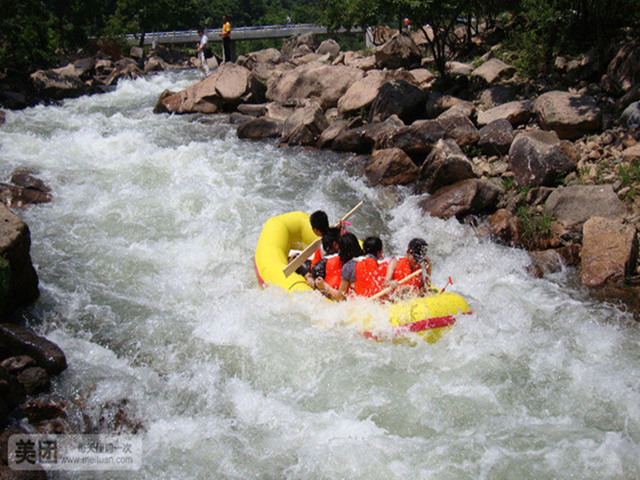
[254,211,470,342]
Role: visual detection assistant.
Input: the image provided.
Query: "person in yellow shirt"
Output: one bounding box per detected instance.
[219,14,231,62]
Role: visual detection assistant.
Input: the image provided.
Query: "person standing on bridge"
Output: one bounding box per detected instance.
[219,14,232,62]
[196,28,211,76]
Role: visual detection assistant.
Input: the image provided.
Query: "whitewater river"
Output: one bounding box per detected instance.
[1,70,640,479]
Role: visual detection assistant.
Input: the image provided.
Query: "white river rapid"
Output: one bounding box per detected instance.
[1,70,639,479]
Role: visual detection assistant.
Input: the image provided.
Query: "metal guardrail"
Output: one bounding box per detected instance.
[124,24,364,45]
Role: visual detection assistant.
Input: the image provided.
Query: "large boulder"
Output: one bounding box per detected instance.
[417,138,477,194]
[436,114,480,147]
[237,117,283,140]
[280,102,328,146]
[29,68,91,101]
[365,148,419,186]
[621,101,640,129]
[374,33,422,70]
[369,80,426,124]
[418,178,501,220]
[316,39,341,59]
[476,100,533,127]
[478,119,514,155]
[214,63,266,105]
[0,205,39,318]
[375,119,444,155]
[534,91,602,140]
[337,70,412,115]
[317,119,350,149]
[266,62,364,110]
[103,58,142,87]
[471,58,515,85]
[155,74,223,114]
[332,116,404,154]
[605,41,640,94]
[508,130,577,187]
[282,34,318,60]
[0,324,66,375]
[544,184,628,231]
[581,217,638,287]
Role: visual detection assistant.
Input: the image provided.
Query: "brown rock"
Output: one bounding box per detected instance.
[365,148,419,186]
[476,100,533,127]
[606,41,640,94]
[16,367,50,395]
[0,356,36,375]
[317,120,349,149]
[237,117,283,140]
[471,58,515,85]
[266,62,364,110]
[369,80,426,124]
[280,103,328,146]
[581,217,638,287]
[622,144,640,162]
[478,119,514,155]
[490,208,521,244]
[156,75,223,114]
[332,116,404,154]
[374,33,422,70]
[419,178,501,220]
[0,324,66,375]
[0,205,39,316]
[436,114,480,147]
[508,130,576,187]
[375,119,444,155]
[0,184,53,208]
[534,91,602,140]
[417,139,478,194]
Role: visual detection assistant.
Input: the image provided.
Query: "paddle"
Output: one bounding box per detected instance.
[282,201,364,278]
[370,268,423,301]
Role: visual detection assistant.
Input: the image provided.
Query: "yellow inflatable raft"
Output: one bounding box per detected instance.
[254,211,471,342]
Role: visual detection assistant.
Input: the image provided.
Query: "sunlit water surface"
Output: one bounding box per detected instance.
[1,70,639,479]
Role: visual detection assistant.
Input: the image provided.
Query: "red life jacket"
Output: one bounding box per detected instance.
[353,256,385,297]
[324,254,343,290]
[392,257,422,289]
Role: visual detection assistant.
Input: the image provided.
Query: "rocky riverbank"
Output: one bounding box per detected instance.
[147,28,640,313]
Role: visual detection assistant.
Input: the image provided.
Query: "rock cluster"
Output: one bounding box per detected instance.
[152,32,640,299]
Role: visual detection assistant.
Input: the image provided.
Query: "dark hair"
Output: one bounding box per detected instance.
[322,227,341,253]
[197,28,204,34]
[363,236,382,257]
[310,210,329,234]
[407,238,428,262]
[339,233,364,264]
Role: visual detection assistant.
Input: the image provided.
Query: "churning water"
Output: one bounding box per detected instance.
[1,70,640,479]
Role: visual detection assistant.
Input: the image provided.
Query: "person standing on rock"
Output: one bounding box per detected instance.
[196,28,210,76]
[219,14,231,63]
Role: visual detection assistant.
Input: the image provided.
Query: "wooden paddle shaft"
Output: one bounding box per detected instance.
[370,268,422,301]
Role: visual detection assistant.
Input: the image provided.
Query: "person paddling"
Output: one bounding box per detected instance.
[384,238,432,296]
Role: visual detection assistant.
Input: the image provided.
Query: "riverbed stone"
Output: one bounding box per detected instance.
[375,119,444,155]
[544,184,628,231]
[365,148,419,186]
[29,68,91,101]
[581,217,638,287]
[237,116,283,140]
[369,80,426,124]
[436,114,480,147]
[508,130,577,187]
[534,91,602,140]
[266,62,364,110]
[0,205,39,317]
[0,324,66,375]
[478,119,514,155]
[17,367,50,395]
[418,178,501,220]
[471,58,515,85]
[476,100,533,127]
[332,116,404,154]
[374,33,422,70]
[417,138,477,194]
[280,102,328,146]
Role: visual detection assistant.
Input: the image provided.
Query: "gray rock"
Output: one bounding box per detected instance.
[621,101,640,129]
[237,117,283,140]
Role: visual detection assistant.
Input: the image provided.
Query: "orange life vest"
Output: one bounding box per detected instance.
[353,256,386,297]
[311,248,322,267]
[324,254,343,290]
[392,257,422,289]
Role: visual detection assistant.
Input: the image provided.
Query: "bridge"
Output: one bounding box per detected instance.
[125,23,371,47]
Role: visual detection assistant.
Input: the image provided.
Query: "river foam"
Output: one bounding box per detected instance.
[1,71,639,479]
